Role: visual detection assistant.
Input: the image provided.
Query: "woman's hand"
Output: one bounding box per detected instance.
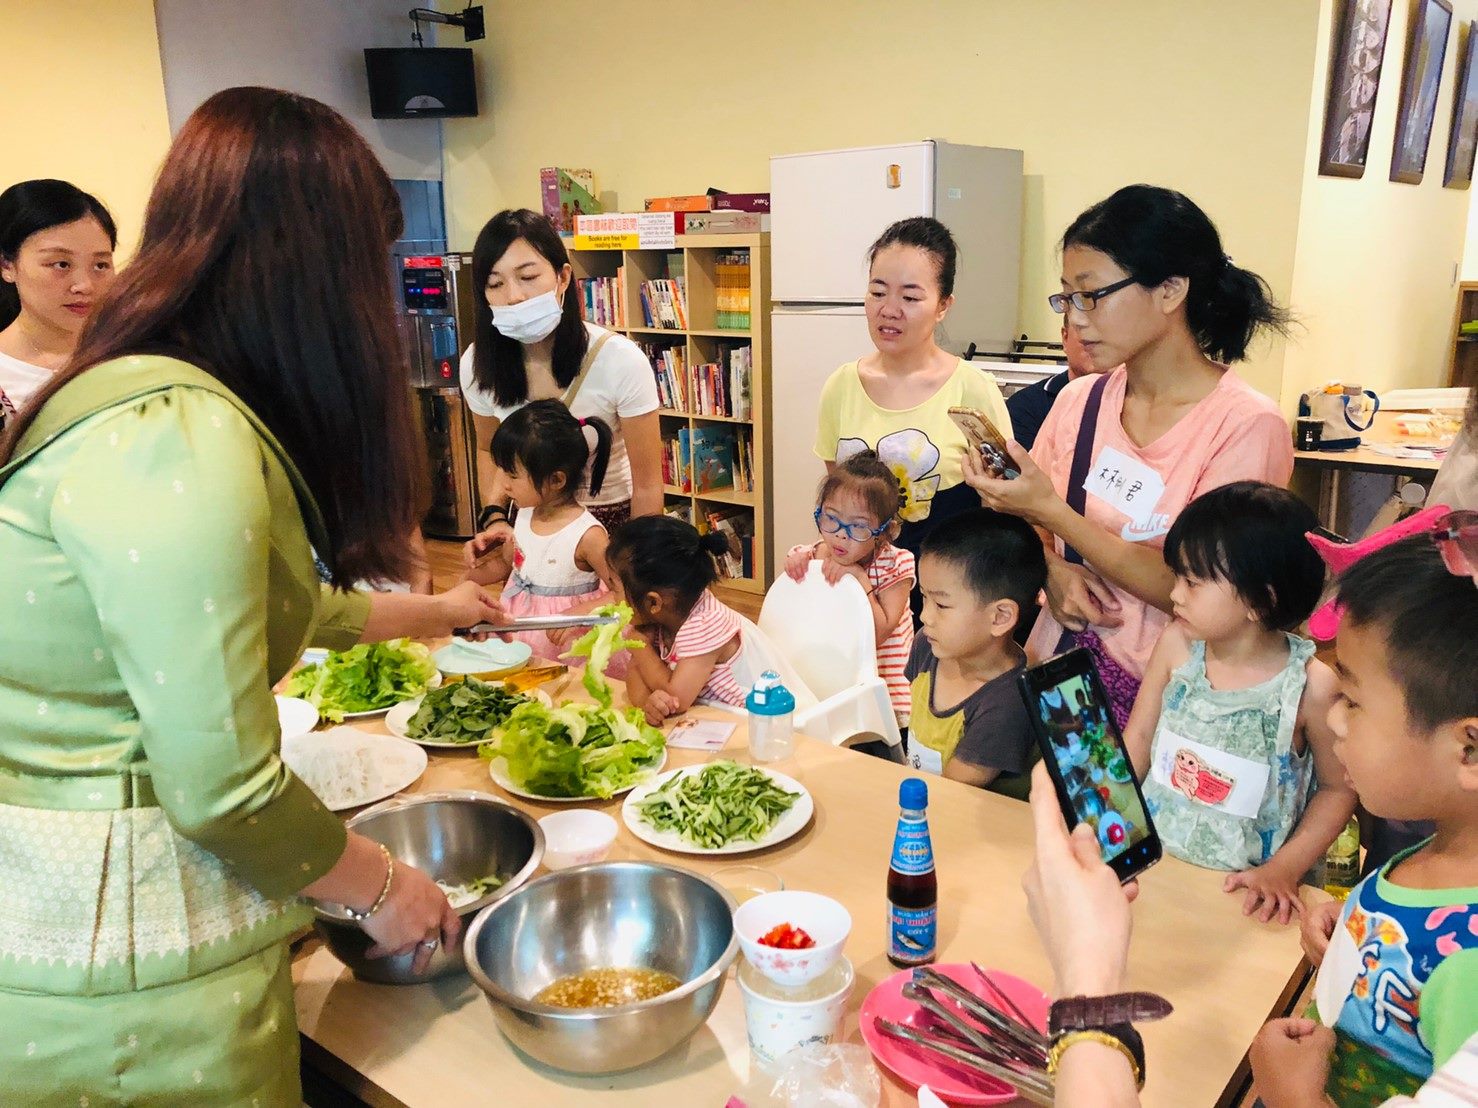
[961,441,1062,526]
[360,859,462,976]
[1045,555,1123,633]
[785,544,817,582]
[463,521,514,569]
[1300,899,1343,967]
[1022,763,1139,998]
[434,581,509,641]
[1225,862,1304,926]
[1249,1019,1337,1108]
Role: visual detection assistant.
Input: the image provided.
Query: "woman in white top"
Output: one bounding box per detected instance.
[0,180,117,426]
[460,209,661,566]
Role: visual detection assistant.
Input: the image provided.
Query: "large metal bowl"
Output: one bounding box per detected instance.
[464,861,738,1074]
[313,790,543,985]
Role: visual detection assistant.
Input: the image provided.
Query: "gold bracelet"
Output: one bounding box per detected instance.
[1047,1029,1143,1089]
[346,843,394,921]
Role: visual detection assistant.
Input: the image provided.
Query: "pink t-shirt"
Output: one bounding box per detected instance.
[660,589,746,706]
[1030,366,1293,678]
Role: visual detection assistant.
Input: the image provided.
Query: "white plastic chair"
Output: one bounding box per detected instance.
[756,561,904,750]
[695,615,818,716]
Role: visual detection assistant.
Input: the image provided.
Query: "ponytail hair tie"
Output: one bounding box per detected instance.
[577,417,586,427]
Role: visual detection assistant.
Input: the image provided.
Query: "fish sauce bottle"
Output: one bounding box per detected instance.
[887,777,937,967]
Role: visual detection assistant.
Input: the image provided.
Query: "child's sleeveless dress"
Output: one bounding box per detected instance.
[1142,634,1316,870]
[502,509,616,671]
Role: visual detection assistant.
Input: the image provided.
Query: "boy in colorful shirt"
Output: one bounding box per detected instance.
[1250,536,1478,1106]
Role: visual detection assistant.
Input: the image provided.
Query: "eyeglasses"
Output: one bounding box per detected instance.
[1430,509,1478,578]
[814,507,889,543]
[1048,275,1138,314]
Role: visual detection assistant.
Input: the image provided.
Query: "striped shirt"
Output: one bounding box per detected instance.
[866,545,916,722]
[661,589,746,707]
[1385,1033,1478,1106]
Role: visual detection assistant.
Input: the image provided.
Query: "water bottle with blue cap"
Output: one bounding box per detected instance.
[746,670,795,763]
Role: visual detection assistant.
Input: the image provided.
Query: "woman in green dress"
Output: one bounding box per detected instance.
[0,87,486,1105]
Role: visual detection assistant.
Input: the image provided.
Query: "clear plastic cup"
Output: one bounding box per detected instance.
[712,865,784,906]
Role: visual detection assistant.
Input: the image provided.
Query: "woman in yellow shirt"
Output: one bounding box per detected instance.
[813,217,1012,621]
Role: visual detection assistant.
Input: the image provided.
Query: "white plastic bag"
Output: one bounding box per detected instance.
[732,1044,881,1108]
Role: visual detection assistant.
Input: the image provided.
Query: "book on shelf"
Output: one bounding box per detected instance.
[702,505,755,579]
[690,425,735,493]
[541,168,600,234]
[665,501,693,525]
[639,277,688,330]
[640,341,689,411]
[577,269,625,329]
[730,427,755,493]
[645,194,711,212]
[683,211,770,234]
[716,250,752,330]
[662,427,693,492]
[728,345,752,420]
[712,192,770,213]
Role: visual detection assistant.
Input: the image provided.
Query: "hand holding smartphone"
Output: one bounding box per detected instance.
[948,406,1019,479]
[1017,649,1161,883]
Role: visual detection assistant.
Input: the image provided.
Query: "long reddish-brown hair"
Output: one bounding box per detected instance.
[1,86,426,587]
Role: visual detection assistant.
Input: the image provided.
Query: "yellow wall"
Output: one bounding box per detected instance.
[0,1,171,257]
[1283,0,1478,407]
[444,0,1323,400]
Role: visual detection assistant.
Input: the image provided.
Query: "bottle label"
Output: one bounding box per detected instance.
[890,815,934,876]
[889,903,937,963]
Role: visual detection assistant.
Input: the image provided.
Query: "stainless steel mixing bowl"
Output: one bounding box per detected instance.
[313,790,543,984]
[464,860,739,1074]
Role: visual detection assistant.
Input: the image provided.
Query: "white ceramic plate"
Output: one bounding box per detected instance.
[275,695,319,740]
[621,764,815,856]
[432,638,532,677]
[385,687,553,749]
[487,749,667,804]
[281,727,428,812]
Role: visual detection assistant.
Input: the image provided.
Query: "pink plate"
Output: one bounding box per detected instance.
[858,963,1049,1106]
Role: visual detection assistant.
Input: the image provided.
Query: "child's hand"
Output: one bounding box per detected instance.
[546,623,580,652]
[1301,898,1343,967]
[1249,1018,1336,1108]
[1225,862,1304,925]
[644,689,681,726]
[821,558,866,589]
[463,521,514,568]
[784,544,816,582]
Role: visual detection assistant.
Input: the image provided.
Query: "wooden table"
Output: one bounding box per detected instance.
[1293,411,1447,529]
[294,703,1307,1107]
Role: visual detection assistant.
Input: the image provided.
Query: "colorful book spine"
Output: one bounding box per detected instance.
[712,192,771,213]
[644,194,711,212]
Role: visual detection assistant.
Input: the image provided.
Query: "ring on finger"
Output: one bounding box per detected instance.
[418,937,439,951]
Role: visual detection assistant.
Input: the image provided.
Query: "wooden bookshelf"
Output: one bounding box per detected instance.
[1447,280,1478,390]
[569,233,772,593]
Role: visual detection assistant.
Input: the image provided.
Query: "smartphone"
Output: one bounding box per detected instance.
[1017,649,1161,883]
[947,406,1019,479]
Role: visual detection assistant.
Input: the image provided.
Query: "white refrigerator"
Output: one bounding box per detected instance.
[768,140,1024,559]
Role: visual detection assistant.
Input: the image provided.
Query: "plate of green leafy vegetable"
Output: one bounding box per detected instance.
[283,639,441,723]
[476,601,667,801]
[623,761,813,855]
[385,678,552,749]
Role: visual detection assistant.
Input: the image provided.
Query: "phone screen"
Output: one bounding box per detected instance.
[1020,651,1160,880]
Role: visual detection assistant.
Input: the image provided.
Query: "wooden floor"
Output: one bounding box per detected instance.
[424,539,764,621]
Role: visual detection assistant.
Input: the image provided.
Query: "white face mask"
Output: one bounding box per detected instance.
[490,289,564,344]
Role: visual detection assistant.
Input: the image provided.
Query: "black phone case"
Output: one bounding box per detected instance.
[1017,649,1162,884]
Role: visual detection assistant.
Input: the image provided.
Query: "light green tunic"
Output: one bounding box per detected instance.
[0,356,371,1103]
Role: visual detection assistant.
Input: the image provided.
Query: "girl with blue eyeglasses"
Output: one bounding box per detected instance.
[785,450,914,724]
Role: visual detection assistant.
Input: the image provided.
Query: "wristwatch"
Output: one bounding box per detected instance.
[1048,991,1173,1035]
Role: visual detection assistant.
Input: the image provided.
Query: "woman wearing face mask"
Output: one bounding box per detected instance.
[962,185,1293,729]
[0,179,118,425]
[460,210,661,567]
[813,217,1013,623]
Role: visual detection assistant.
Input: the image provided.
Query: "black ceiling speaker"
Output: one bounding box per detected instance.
[365,48,478,119]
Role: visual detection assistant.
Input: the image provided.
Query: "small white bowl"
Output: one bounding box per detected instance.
[732,890,851,988]
[537,810,618,871]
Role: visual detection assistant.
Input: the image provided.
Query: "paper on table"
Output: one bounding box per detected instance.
[666,718,737,751]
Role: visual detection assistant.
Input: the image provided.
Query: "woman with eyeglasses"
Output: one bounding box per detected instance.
[962,185,1293,728]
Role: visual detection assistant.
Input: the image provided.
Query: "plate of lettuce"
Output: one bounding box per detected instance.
[283,639,441,723]
[478,603,666,800]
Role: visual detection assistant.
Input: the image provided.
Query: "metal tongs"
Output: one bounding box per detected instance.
[453,613,620,637]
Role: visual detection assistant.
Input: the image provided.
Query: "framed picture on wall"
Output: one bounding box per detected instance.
[1320,0,1395,178]
[1445,21,1478,186]
[1391,0,1454,184]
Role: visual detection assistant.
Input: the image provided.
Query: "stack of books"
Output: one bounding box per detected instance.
[641,342,688,411]
[716,251,751,330]
[577,271,625,328]
[639,277,688,330]
[731,428,755,494]
[702,506,755,580]
[662,427,692,491]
